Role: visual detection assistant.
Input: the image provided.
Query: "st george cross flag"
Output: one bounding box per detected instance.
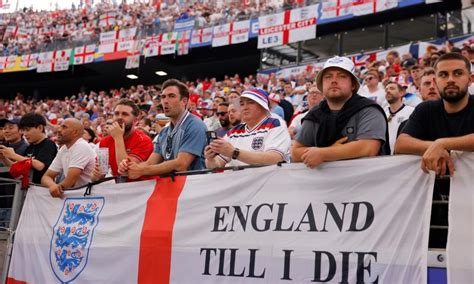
[0,55,17,70]
[212,20,250,47]
[319,0,352,20]
[73,44,96,65]
[190,27,213,47]
[99,11,116,27]
[125,41,141,69]
[3,25,17,40]
[98,27,137,54]
[258,4,317,49]
[144,35,160,57]
[175,30,191,56]
[20,53,38,69]
[352,0,398,16]
[8,155,433,283]
[447,152,474,284]
[37,49,71,73]
[159,32,177,55]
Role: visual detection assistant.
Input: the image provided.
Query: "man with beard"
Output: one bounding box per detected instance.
[215,102,231,137]
[383,81,414,154]
[42,119,96,198]
[395,52,474,177]
[95,99,153,180]
[228,100,241,127]
[118,79,207,179]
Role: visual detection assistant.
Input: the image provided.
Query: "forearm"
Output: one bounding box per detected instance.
[0,156,13,167]
[319,140,381,162]
[291,144,308,162]
[237,149,284,165]
[394,134,432,155]
[8,153,46,171]
[437,134,474,152]
[114,138,128,166]
[41,175,56,187]
[142,159,188,176]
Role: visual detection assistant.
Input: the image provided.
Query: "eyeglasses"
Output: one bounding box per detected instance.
[165,135,173,160]
[216,112,227,116]
[365,76,374,81]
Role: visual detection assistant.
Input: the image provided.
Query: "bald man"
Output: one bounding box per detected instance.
[42,118,96,198]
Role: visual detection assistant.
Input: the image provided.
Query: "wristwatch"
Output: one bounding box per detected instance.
[232,148,240,160]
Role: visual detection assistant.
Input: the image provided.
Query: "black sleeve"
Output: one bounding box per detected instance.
[35,140,58,170]
[400,102,430,140]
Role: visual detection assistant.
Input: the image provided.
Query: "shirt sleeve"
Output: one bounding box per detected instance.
[295,119,317,147]
[400,103,429,140]
[48,154,62,173]
[355,107,387,142]
[69,142,96,170]
[263,125,291,161]
[128,132,153,162]
[178,119,207,157]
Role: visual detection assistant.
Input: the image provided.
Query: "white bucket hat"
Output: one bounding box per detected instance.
[315,56,360,93]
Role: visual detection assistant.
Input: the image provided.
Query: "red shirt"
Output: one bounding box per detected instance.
[99,130,153,177]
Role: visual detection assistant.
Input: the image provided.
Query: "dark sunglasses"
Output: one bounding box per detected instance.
[216,112,227,116]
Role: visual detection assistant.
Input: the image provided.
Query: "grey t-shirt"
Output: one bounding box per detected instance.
[296,107,388,155]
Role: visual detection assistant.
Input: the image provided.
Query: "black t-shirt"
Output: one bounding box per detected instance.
[24,138,58,184]
[279,99,294,125]
[402,95,474,140]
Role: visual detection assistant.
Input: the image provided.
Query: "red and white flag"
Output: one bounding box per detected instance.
[0,55,16,70]
[144,35,160,57]
[176,30,191,56]
[99,11,116,27]
[258,4,317,49]
[125,41,141,69]
[352,0,398,16]
[319,0,352,20]
[20,53,38,69]
[98,27,137,54]
[212,20,250,47]
[7,156,433,283]
[73,44,96,65]
[37,49,71,73]
[158,32,177,55]
[3,25,17,40]
[191,27,213,46]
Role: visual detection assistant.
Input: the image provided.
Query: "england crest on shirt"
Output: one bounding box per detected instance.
[251,136,264,150]
[50,197,104,283]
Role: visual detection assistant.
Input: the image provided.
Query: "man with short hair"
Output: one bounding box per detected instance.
[205,88,291,168]
[406,65,423,97]
[0,113,57,184]
[94,99,153,180]
[0,118,28,158]
[419,68,441,102]
[359,70,386,107]
[215,102,231,138]
[42,118,96,198]
[292,56,389,168]
[228,100,241,127]
[383,81,414,154]
[395,52,474,177]
[119,79,207,179]
[289,85,324,139]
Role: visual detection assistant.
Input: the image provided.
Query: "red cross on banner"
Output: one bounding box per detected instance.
[75,46,95,64]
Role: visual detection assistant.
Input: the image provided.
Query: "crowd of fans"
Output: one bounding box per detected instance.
[0,0,308,55]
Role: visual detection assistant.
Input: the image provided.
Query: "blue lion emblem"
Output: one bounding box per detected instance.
[50,198,104,283]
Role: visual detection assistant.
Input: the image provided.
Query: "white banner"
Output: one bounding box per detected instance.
[212,20,250,47]
[73,44,96,65]
[191,27,213,46]
[159,32,177,55]
[447,152,474,284]
[144,35,160,57]
[20,53,38,69]
[37,50,71,73]
[352,0,398,16]
[376,43,411,61]
[258,4,317,49]
[176,30,191,56]
[319,0,352,20]
[98,27,136,54]
[8,156,434,283]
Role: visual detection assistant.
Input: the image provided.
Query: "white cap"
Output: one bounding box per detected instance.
[315,56,360,93]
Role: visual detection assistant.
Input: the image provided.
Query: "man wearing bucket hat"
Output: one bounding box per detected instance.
[292,56,390,168]
[205,88,291,168]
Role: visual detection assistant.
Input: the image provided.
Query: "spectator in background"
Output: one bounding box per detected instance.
[289,85,323,140]
[359,69,386,107]
[0,118,28,158]
[406,65,423,98]
[42,118,96,198]
[0,113,57,184]
[93,99,153,181]
[228,100,241,127]
[268,93,285,120]
[419,68,441,101]
[395,53,474,178]
[119,79,207,179]
[205,88,291,168]
[383,81,414,154]
[278,86,294,126]
[292,56,389,168]
[215,102,231,138]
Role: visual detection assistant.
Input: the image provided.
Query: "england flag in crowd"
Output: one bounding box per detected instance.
[190,27,213,47]
[319,0,352,20]
[99,11,116,27]
[144,35,160,57]
[20,53,38,70]
[37,49,71,73]
[0,55,16,70]
[159,32,177,55]
[73,44,96,65]
[98,27,137,54]
[176,30,191,56]
[212,20,250,47]
[258,4,317,49]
